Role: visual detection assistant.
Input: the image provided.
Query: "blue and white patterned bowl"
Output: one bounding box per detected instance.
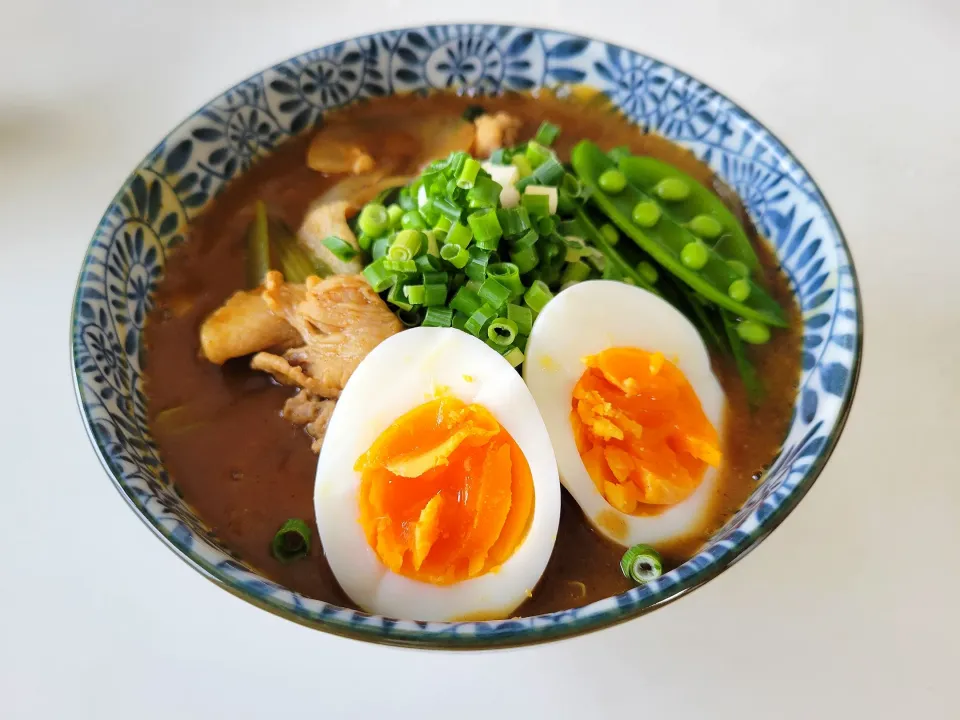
[71,24,862,648]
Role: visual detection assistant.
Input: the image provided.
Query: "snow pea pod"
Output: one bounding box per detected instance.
[617,155,761,274]
[572,207,657,293]
[721,311,763,406]
[571,141,787,328]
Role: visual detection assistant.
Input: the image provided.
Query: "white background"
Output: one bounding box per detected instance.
[1,0,957,717]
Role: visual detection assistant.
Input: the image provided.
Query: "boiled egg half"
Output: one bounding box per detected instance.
[315,327,560,621]
[524,280,725,547]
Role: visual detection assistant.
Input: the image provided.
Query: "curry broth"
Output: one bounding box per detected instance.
[144,92,801,615]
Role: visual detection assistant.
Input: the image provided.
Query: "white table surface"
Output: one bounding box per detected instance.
[2,0,957,717]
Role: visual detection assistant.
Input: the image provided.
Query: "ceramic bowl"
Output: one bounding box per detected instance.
[72,24,862,648]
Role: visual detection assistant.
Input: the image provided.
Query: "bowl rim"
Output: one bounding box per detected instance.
[71,21,864,649]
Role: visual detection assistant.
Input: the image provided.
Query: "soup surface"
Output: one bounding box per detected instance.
[145,92,801,615]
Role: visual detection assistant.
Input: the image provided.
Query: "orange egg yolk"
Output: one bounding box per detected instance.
[570,347,722,514]
[355,397,534,585]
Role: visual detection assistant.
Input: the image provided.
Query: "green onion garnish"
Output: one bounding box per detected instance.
[422,306,454,327]
[457,157,482,189]
[371,237,390,261]
[487,318,519,346]
[497,207,532,239]
[440,243,470,268]
[511,154,533,179]
[478,277,511,309]
[433,197,463,224]
[523,280,553,313]
[362,258,395,292]
[468,208,503,248]
[506,303,534,336]
[464,251,491,282]
[561,260,591,285]
[465,304,498,337]
[404,284,425,305]
[533,121,561,146]
[401,209,428,230]
[502,346,525,368]
[388,229,423,263]
[271,518,312,564]
[383,258,417,274]
[509,245,539,274]
[415,253,441,273]
[445,221,473,248]
[452,312,469,332]
[450,286,483,316]
[521,192,551,218]
[525,140,552,169]
[387,280,413,311]
[322,236,358,262]
[423,282,447,307]
[397,308,422,327]
[620,544,663,584]
[486,262,524,299]
[467,177,502,209]
[386,203,404,229]
[357,203,389,237]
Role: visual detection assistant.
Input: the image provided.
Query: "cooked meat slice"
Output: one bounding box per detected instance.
[199,288,303,365]
[282,392,336,453]
[297,200,364,276]
[251,271,403,398]
[474,112,522,157]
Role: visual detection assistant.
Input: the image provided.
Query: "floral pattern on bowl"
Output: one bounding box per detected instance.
[71,24,862,648]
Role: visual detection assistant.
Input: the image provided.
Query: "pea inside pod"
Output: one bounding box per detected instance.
[571,140,787,328]
[617,154,761,274]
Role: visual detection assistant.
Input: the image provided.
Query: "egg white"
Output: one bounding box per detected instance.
[523,280,726,548]
[314,327,560,621]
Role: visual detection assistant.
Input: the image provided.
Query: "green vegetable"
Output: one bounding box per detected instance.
[487,318,519,346]
[322,236,358,263]
[534,121,560,146]
[468,208,503,249]
[467,177,502,209]
[561,260,591,285]
[363,258,394,292]
[401,210,428,230]
[727,259,750,278]
[486,262,524,299]
[502,347,525,367]
[358,203,389,237]
[618,154,760,273]
[688,214,723,240]
[464,250,491,282]
[680,241,708,270]
[440,243,469,268]
[525,140,552,168]
[450,286,483,316]
[654,177,690,201]
[245,200,271,288]
[570,140,787,327]
[457,157,481,189]
[637,261,659,284]
[571,208,656,293]
[387,279,413,311]
[497,207,532,239]
[620,544,662,584]
[598,168,627,194]
[386,203,404,229]
[736,319,771,344]
[465,304,498,337]
[722,311,763,405]
[523,279,553,312]
[510,244,539,274]
[423,282,447,307]
[388,229,423,263]
[371,237,390,261]
[506,303,533,336]
[422,306,454,327]
[522,192,551,218]
[271,518,312,564]
[404,284,425,305]
[478,277,511,309]
[728,278,751,302]
[445,221,473,248]
[383,258,417,274]
[631,200,661,228]
[599,223,619,246]
[397,308,423,327]
[271,218,328,283]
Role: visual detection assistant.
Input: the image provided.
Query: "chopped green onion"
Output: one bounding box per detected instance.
[356,232,373,252]
[497,207,532,239]
[424,230,440,258]
[561,261,591,285]
[415,254,441,273]
[536,215,556,235]
[398,189,416,211]
[511,154,533,178]
[464,250,491,282]
[487,318,519,346]
[445,221,473,248]
[518,157,565,190]
[386,203,404,228]
[533,121,561,146]
[506,304,534,336]
[322,236,358,262]
[467,177,502,209]
[434,215,453,233]
[383,258,417,274]
[397,308,423,327]
[371,237,390,261]
[523,279,554,312]
[525,141,552,168]
[465,304,498,337]
[362,258,394,292]
[245,200,270,289]
[401,210,428,230]
[387,280,413,311]
[388,229,423,263]
[440,243,470,268]
[271,518,312,563]
[422,306,453,327]
[424,283,447,307]
[450,286,483,316]
[486,263,524,299]
[468,208,503,249]
[522,185,558,214]
[478,277,511,309]
[521,192,551,217]
[433,197,463,224]
[404,284,425,305]
[502,346,525,368]
[457,157,482,189]
[452,312,469,332]
[358,203,389,237]
[620,544,662,584]
[510,245,539,274]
